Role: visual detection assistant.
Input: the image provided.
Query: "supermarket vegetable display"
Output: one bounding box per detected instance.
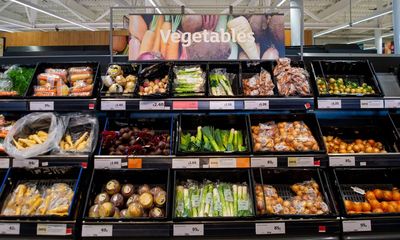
[251,121,319,152]
[138,63,170,96]
[103,65,137,96]
[255,180,330,215]
[242,68,274,96]
[317,77,375,95]
[101,126,170,155]
[88,179,166,218]
[1,182,74,216]
[180,126,246,153]
[175,179,253,218]
[344,188,400,214]
[173,65,206,96]
[209,69,234,96]
[0,115,14,153]
[273,58,311,96]
[0,65,35,96]
[324,136,386,154]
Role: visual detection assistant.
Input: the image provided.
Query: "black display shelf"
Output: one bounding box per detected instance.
[327,153,400,167]
[81,222,171,238]
[100,97,314,111]
[0,100,27,111]
[341,216,400,240]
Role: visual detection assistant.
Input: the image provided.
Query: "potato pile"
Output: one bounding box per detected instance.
[12,131,48,149]
[252,121,319,152]
[255,180,329,215]
[345,188,400,214]
[139,76,169,96]
[59,132,89,152]
[324,136,386,154]
[1,183,74,216]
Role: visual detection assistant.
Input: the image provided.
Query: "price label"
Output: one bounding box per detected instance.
[256,223,285,235]
[360,100,384,109]
[209,158,236,168]
[173,224,204,236]
[172,158,200,169]
[173,101,198,110]
[318,99,342,109]
[30,102,54,111]
[329,156,355,166]
[101,101,126,110]
[37,224,68,236]
[209,101,235,110]
[343,220,371,232]
[13,159,39,168]
[82,225,113,237]
[94,159,121,169]
[0,158,10,168]
[288,157,314,167]
[385,99,400,108]
[140,101,168,110]
[0,223,20,235]
[251,157,277,168]
[244,101,269,110]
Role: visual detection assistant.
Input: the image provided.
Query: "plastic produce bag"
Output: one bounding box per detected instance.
[209,68,234,96]
[242,68,275,96]
[273,58,311,96]
[56,113,98,154]
[4,112,64,159]
[173,65,206,96]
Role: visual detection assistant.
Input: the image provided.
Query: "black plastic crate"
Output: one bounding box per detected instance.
[248,113,326,155]
[176,114,250,155]
[101,63,140,98]
[332,168,400,217]
[171,62,208,97]
[26,62,100,98]
[83,168,171,222]
[310,60,383,97]
[0,64,37,98]
[252,168,338,219]
[208,62,242,97]
[240,61,277,97]
[137,62,173,98]
[100,116,174,156]
[172,169,255,221]
[0,166,83,220]
[319,115,400,154]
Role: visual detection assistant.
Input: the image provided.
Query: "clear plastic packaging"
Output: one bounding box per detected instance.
[56,113,98,154]
[273,58,311,96]
[173,65,206,96]
[4,112,64,159]
[37,73,63,87]
[138,63,171,97]
[209,68,234,96]
[69,81,93,96]
[242,68,274,96]
[44,68,68,83]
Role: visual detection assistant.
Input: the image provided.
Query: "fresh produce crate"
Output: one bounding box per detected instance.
[82,169,170,221]
[249,113,326,155]
[171,62,208,97]
[176,114,250,155]
[0,64,37,98]
[332,168,400,217]
[26,62,100,98]
[208,62,242,97]
[252,168,338,219]
[101,63,140,98]
[172,169,255,221]
[100,116,174,156]
[0,113,20,156]
[319,115,400,154]
[0,166,83,220]
[310,60,383,97]
[137,62,172,98]
[240,61,277,97]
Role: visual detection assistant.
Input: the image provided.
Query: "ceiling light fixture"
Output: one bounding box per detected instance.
[347,37,375,44]
[276,0,286,7]
[363,46,376,50]
[313,23,350,38]
[382,33,394,38]
[9,0,96,31]
[352,9,393,25]
[0,19,31,29]
[148,0,162,14]
[0,27,13,33]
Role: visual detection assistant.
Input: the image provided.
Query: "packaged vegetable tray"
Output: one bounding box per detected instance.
[101,63,139,97]
[241,61,276,97]
[208,63,242,97]
[137,63,172,98]
[172,63,207,97]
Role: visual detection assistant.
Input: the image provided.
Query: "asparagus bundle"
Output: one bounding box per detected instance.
[175,180,253,218]
[209,69,234,96]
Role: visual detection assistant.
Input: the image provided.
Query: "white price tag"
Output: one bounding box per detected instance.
[139,101,168,110]
[172,158,200,169]
[385,99,400,108]
[101,101,126,110]
[0,158,10,168]
[13,159,39,168]
[343,220,371,232]
[173,224,204,236]
[82,225,113,237]
[329,156,355,167]
[318,99,342,109]
[209,158,236,168]
[209,101,235,110]
[288,157,314,167]
[251,157,277,168]
[0,223,20,235]
[37,224,68,236]
[94,159,121,169]
[30,102,54,111]
[360,100,384,109]
[256,223,285,235]
[244,101,269,110]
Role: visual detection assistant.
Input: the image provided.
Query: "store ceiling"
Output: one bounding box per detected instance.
[0,0,394,47]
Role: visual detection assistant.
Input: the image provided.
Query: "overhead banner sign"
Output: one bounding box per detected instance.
[128,14,284,61]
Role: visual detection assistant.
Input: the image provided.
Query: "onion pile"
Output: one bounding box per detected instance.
[324,136,386,154]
